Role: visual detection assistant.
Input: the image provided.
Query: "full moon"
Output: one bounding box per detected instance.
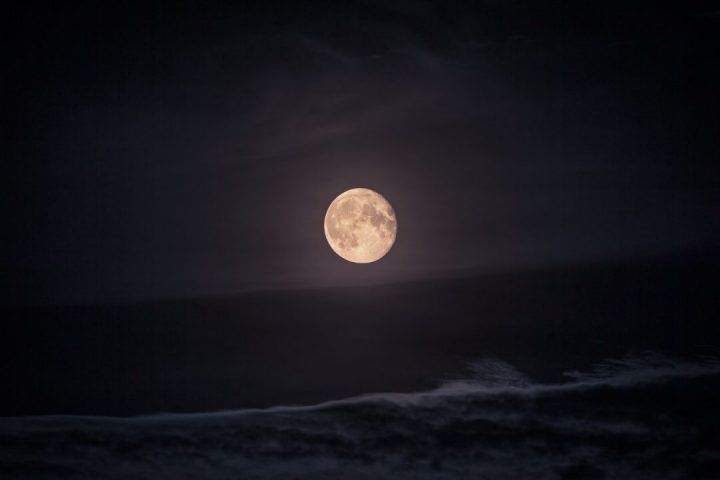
[324,188,397,263]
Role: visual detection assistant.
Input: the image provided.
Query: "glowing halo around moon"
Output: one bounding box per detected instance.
[324,188,397,263]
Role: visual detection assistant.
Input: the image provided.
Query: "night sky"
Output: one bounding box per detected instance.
[5,1,719,306]
[2,2,720,479]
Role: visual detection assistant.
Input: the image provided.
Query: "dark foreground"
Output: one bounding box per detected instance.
[2,355,719,479]
[1,254,719,478]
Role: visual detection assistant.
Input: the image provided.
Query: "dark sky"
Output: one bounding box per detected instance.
[4,1,720,306]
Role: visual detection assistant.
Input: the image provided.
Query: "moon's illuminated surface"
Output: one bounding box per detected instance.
[324,188,397,263]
